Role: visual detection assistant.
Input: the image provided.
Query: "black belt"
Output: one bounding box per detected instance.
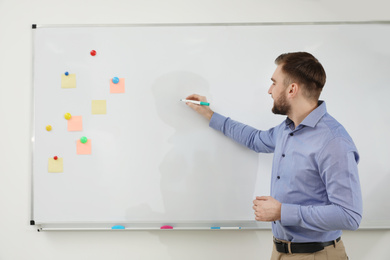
[274,237,341,254]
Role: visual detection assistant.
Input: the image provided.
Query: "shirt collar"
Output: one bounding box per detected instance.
[285,100,327,129]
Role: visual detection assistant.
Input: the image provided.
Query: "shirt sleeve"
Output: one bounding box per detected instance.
[281,137,363,231]
[209,112,277,153]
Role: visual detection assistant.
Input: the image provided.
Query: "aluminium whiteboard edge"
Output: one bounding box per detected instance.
[30,26,36,226]
[31,20,390,29]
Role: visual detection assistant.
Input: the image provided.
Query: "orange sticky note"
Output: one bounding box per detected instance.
[48,158,63,173]
[110,78,125,93]
[67,116,83,131]
[91,100,107,114]
[76,139,92,155]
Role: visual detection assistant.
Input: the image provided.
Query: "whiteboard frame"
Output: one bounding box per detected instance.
[31,21,390,231]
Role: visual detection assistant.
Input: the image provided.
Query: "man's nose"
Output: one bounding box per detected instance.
[268,85,273,95]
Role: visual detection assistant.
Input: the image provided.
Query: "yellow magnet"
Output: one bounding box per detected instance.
[64,113,72,120]
[46,125,52,131]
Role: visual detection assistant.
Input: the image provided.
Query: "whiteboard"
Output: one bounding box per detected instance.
[32,23,390,230]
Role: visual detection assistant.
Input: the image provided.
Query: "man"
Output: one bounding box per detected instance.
[185,52,362,259]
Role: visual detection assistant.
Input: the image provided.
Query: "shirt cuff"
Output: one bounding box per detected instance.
[281,203,300,226]
[209,112,227,131]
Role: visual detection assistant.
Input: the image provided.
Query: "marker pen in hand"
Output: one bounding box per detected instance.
[180,99,210,106]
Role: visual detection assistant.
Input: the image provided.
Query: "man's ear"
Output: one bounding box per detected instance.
[287,83,299,98]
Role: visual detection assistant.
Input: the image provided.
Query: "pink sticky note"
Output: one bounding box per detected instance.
[67,116,83,131]
[76,139,92,155]
[110,78,125,93]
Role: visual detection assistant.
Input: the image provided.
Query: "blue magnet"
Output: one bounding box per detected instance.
[112,77,119,84]
[65,71,69,76]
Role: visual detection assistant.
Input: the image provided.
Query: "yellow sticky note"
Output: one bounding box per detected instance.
[77,139,92,155]
[48,158,63,173]
[91,100,107,114]
[61,74,76,89]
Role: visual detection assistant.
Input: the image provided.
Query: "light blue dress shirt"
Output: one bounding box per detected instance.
[209,101,362,242]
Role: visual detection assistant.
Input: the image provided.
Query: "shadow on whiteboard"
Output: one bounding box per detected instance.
[124,71,261,222]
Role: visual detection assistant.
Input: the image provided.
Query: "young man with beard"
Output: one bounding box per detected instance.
[184,52,362,260]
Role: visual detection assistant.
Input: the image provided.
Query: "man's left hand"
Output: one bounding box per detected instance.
[253,196,282,222]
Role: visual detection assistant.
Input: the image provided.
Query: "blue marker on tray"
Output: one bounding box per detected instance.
[211,227,241,230]
[111,225,125,230]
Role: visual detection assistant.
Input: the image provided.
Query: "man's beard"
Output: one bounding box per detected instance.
[272,93,291,115]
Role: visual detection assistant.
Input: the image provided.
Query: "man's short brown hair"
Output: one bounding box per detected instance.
[275,52,326,101]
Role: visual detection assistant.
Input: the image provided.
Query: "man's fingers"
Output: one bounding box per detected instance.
[186,94,202,101]
[186,94,209,103]
[186,102,198,109]
[256,196,269,201]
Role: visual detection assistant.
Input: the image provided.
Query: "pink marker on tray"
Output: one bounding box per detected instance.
[160,225,173,229]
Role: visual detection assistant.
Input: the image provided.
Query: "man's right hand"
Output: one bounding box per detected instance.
[185,94,214,121]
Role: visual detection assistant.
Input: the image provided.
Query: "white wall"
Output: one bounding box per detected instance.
[0,0,389,259]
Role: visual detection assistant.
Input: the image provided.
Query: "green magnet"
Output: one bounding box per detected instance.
[80,136,88,144]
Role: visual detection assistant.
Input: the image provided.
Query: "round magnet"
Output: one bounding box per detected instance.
[112,77,119,84]
[46,125,52,131]
[54,156,58,160]
[64,113,72,120]
[80,136,88,144]
[65,71,69,76]
[90,50,97,56]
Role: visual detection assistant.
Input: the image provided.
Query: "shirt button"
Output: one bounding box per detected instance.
[289,133,294,136]
[277,176,280,179]
[282,154,285,157]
